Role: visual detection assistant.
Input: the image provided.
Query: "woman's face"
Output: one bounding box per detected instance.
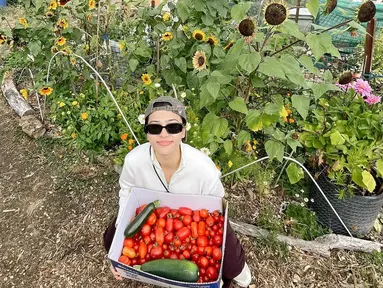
[146,110,185,157]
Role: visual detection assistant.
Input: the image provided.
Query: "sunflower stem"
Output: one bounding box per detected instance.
[95,1,102,104]
[156,37,160,75]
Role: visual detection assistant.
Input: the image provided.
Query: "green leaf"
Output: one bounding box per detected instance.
[226,39,244,61]
[348,20,367,36]
[286,163,304,184]
[264,103,281,116]
[175,57,187,73]
[306,33,340,61]
[153,23,167,33]
[265,140,285,162]
[278,19,305,40]
[228,97,248,114]
[292,95,310,120]
[176,0,191,22]
[280,55,307,87]
[201,113,228,143]
[362,170,376,193]
[298,55,320,75]
[376,160,383,177]
[237,130,251,149]
[306,0,319,18]
[258,57,286,79]
[129,58,139,72]
[323,70,333,82]
[206,82,220,99]
[35,0,43,11]
[201,12,214,26]
[238,52,261,74]
[287,138,303,152]
[352,169,365,188]
[28,41,41,56]
[310,83,340,100]
[330,131,345,146]
[224,140,233,155]
[210,70,234,84]
[230,2,252,21]
[374,218,382,233]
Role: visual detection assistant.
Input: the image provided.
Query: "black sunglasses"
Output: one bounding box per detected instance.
[144,123,184,135]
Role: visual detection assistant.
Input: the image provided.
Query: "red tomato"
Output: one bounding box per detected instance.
[165,218,174,232]
[204,246,212,257]
[197,246,205,255]
[197,236,208,247]
[138,242,147,258]
[217,228,224,236]
[212,224,218,231]
[209,230,215,238]
[150,232,156,242]
[131,258,137,265]
[157,218,166,228]
[138,258,146,265]
[164,231,174,243]
[133,244,139,253]
[143,235,151,244]
[192,210,201,222]
[176,227,191,241]
[197,221,206,236]
[150,246,163,259]
[199,267,206,276]
[213,235,223,246]
[199,256,209,269]
[213,210,220,217]
[156,206,170,219]
[182,215,192,226]
[122,247,136,258]
[212,247,222,261]
[179,254,185,260]
[215,263,221,271]
[135,204,146,215]
[173,219,184,231]
[147,243,153,253]
[174,238,182,247]
[182,250,191,259]
[162,243,168,250]
[123,238,134,248]
[163,250,170,258]
[118,255,131,265]
[191,222,198,238]
[192,253,200,262]
[178,207,193,216]
[141,224,151,236]
[209,258,215,265]
[155,227,164,246]
[169,252,179,259]
[200,209,209,219]
[146,213,157,226]
[170,209,178,217]
[206,216,215,226]
[206,266,218,281]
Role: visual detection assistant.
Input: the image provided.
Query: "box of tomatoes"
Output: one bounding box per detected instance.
[108,186,228,288]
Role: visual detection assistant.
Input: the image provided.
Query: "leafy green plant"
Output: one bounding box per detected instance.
[257,205,284,233]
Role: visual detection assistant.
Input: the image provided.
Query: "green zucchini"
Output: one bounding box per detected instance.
[124,200,160,238]
[140,259,199,282]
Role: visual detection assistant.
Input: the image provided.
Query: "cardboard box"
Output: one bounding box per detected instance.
[108,187,228,288]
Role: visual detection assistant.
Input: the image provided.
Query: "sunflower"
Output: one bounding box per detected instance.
[239,19,255,36]
[46,11,54,18]
[61,46,72,55]
[49,0,57,10]
[57,18,69,29]
[207,35,218,46]
[338,71,352,85]
[162,32,173,41]
[356,1,376,23]
[18,18,28,28]
[162,12,171,22]
[141,74,152,85]
[39,86,53,96]
[324,0,337,14]
[51,46,59,53]
[263,1,288,26]
[87,14,93,21]
[224,40,234,51]
[192,30,206,41]
[192,50,207,71]
[0,34,7,45]
[58,0,71,6]
[55,36,66,46]
[89,0,96,10]
[69,57,76,66]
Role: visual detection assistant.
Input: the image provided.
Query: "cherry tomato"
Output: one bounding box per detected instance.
[143,235,151,244]
[182,250,191,259]
[197,236,208,247]
[150,232,156,242]
[206,216,215,226]
[165,218,174,232]
[176,227,191,241]
[173,219,184,231]
[213,210,220,217]
[182,215,192,226]
[206,266,218,281]
[156,206,170,219]
[199,256,209,269]
[170,209,178,217]
[217,228,224,236]
[200,209,209,219]
[122,246,136,258]
[192,210,201,222]
[174,238,182,247]
[164,231,174,243]
[197,246,205,255]
[141,224,151,236]
[197,221,206,236]
[135,204,146,215]
[146,213,157,226]
[162,243,168,250]
[178,207,193,216]
[199,267,206,276]
[133,244,139,253]
[213,234,223,246]
[169,252,179,259]
[204,246,212,257]
[191,222,198,238]
[150,246,163,259]
[147,243,153,253]
[118,255,131,265]
[155,227,164,246]
[131,258,137,265]
[123,238,134,248]
[212,224,218,231]
[212,247,222,261]
[157,218,166,228]
[138,242,147,259]
[163,250,170,258]
[215,263,221,271]
[210,230,215,237]
[192,253,200,262]
[138,258,146,265]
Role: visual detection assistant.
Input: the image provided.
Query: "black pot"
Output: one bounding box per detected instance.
[309,174,383,236]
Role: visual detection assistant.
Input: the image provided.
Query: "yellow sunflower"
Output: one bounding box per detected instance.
[192,30,206,41]
[263,1,288,26]
[89,0,96,10]
[61,46,72,55]
[192,50,207,71]
[81,112,89,120]
[70,57,77,65]
[46,11,54,18]
[49,0,57,10]
[162,32,173,41]
[224,40,234,51]
[162,12,171,22]
[55,36,66,46]
[71,133,77,139]
[18,18,28,28]
[39,87,54,96]
[57,18,69,29]
[0,34,7,45]
[141,74,152,85]
[207,35,218,46]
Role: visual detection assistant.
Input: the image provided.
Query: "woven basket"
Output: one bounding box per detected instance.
[309,174,383,235]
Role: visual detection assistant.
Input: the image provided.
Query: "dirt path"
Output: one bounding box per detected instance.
[1,92,383,288]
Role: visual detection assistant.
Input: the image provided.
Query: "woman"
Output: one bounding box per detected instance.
[104,96,251,287]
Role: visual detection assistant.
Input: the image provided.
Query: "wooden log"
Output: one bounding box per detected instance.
[1,71,34,117]
[230,219,382,258]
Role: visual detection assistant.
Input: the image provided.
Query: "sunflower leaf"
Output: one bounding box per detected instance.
[237,130,251,149]
[238,52,261,74]
[292,94,310,120]
[229,97,248,114]
[278,19,305,41]
[258,57,286,80]
[265,140,285,162]
[306,0,319,18]
[224,139,233,155]
[298,54,320,75]
[231,2,252,21]
[175,57,187,73]
[202,12,214,26]
[176,0,191,22]
[206,81,220,99]
[286,163,304,184]
[129,58,139,72]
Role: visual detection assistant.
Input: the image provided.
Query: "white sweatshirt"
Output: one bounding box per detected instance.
[116,142,225,225]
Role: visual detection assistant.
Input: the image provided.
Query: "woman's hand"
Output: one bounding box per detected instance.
[110,264,123,281]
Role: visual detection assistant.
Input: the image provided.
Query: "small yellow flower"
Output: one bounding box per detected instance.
[83,44,89,51]
[182,25,189,32]
[19,18,28,28]
[141,74,152,85]
[287,93,291,97]
[192,30,206,41]
[139,90,144,95]
[253,139,257,145]
[55,36,66,46]
[72,101,78,106]
[162,32,173,41]
[70,57,76,65]
[59,102,66,107]
[288,118,295,123]
[57,18,69,30]
[51,46,59,53]
[71,133,77,139]
[46,11,54,18]
[89,0,96,10]
[162,12,171,21]
[228,160,233,168]
[87,14,93,21]
[81,112,89,120]
[280,106,288,118]
[121,133,128,141]
[128,145,133,151]
[20,89,28,100]
[118,41,125,51]
[61,46,72,55]
[283,116,288,123]
[128,139,135,145]
[49,0,57,10]
[252,145,256,150]
[39,87,53,96]
[0,34,7,45]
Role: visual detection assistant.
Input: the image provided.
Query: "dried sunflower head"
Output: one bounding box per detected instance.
[239,19,255,36]
[357,1,376,23]
[264,1,287,26]
[338,71,352,85]
[324,0,337,14]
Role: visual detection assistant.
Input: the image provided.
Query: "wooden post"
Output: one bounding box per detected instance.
[363,18,376,80]
[295,0,301,24]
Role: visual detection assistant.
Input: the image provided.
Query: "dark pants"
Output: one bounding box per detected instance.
[103,217,245,288]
